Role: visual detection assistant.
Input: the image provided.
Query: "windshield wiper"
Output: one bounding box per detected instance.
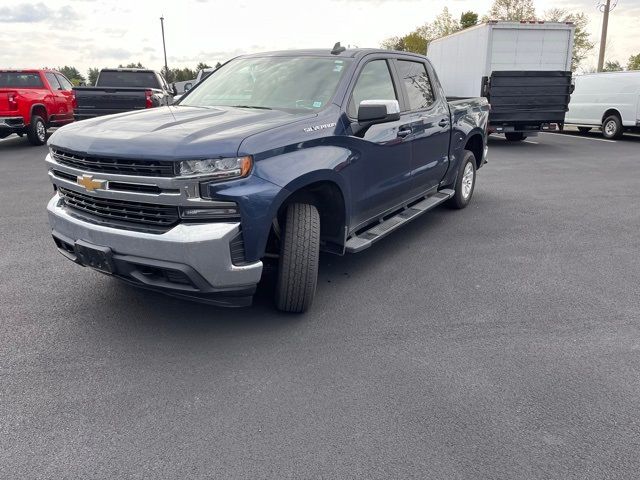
[230,105,272,110]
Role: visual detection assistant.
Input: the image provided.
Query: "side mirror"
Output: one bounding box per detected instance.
[172,83,178,96]
[184,82,193,92]
[357,99,400,124]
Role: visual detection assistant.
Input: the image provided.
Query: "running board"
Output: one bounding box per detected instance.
[344,189,454,253]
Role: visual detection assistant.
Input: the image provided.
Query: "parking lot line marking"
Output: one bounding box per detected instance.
[541,132,616,143]
[523,140,538,144]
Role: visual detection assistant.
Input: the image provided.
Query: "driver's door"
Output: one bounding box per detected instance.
[346,58,414,229]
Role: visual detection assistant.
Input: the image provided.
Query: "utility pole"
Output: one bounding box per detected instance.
[160,15,169,79]
[597,0,612,72]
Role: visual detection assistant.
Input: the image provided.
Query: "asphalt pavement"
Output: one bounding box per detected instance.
[1,130,639,479]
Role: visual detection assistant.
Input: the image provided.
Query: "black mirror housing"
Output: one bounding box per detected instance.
[357,100,400,124]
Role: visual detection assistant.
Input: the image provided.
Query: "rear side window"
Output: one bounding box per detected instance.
[56,74,73,90]
[348,60,397,117]
[397,60,435,110]
[45,73,61,90]
[96,71,161,88]
[0,72,44,88]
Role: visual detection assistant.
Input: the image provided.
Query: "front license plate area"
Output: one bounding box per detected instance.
[75,240,114,274]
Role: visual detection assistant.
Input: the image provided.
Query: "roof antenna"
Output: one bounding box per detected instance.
[331,42,346,55]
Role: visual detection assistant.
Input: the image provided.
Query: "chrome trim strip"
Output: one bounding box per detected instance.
[46,153,219,206]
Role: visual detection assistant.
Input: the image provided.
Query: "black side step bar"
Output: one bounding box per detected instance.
[344,189,454,253]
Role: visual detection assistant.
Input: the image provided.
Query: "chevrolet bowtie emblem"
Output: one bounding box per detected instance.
[76,174,106,192]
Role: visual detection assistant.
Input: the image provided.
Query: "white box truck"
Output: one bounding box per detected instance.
[565,71,640,139]
[427,21,575,141]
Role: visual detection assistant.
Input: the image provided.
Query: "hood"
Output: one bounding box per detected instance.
[49,106,317,159]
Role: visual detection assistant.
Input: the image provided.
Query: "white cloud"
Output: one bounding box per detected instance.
[0,0,637,75]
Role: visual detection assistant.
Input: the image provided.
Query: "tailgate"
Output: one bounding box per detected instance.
[0,91,10,111]
[74,88,147,111]
[488,71,572,124]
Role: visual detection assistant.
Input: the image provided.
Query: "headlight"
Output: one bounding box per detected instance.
[176,156,252,179]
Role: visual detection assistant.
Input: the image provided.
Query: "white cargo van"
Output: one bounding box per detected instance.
[565,71,640,139]
[428,21,575,141]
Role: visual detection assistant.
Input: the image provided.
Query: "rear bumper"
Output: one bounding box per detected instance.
[47,194,263,307]
[0,116,25,134]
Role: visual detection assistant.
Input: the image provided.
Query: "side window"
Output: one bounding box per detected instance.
[56,74,73,90]
[45,72,61,90]
[348,60,397,118]
[397,60,435,111]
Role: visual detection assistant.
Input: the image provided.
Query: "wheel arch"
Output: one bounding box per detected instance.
[273,173,349,254]
[464,132,484,169]
[30,103,49,124]
[602,108,622,124]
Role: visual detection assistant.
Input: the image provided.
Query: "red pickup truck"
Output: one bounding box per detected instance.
[0,69,75,145]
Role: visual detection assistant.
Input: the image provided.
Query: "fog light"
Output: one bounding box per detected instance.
[179,202,239,219]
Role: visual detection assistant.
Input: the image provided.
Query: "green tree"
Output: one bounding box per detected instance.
[487,0,535,21]
[628,53,640,70]
[214,62,222,69]
[460,11,479,29]
[87,68,100,86]
[160,66,174,82]
[196,62,211,71]
[544,9,595,71]
[603,60,623,72]
[57,66,85,84]
[428,7,460,38]
[118,62,145,68]
[170,67,197,82]
[381,7,460,54]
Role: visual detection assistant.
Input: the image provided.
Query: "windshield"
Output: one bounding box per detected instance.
[0,72,44,88]
[96,71,160,88]
[180,56,351,111]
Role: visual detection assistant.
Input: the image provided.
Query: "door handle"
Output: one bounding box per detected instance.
[438,118,449,127]
[397,128,412,138]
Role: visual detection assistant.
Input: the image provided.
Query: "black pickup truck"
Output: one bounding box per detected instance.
[73,69,174,120]
[47,47,489,312]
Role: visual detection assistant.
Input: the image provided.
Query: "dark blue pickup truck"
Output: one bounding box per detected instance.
[46,47,489,312]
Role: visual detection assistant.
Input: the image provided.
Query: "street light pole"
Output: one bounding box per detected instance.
[160,15,169,78]
[597,0,611,72]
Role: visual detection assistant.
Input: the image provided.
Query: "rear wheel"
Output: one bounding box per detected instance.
[275,203,320,313]
[602,115,623,139]
[447,150,476,210]
[27,115,47,146]
[505,132,526,142]
[577,127,592,134]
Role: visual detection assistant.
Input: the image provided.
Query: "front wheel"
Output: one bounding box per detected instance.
[447,150,476,210]
[275,203,320,313]
[27,115,47,146]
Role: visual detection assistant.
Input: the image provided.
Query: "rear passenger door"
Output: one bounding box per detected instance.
[394,59,450,194]
[55,74,75,123]
[44,73,67,124]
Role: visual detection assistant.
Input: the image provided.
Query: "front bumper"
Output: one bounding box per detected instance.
[47,194,263,307]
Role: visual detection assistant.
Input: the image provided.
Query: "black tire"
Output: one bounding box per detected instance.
[447,150,476,210]
[505,132,526,142]
[275,203,320,313]
[577,127,592,134]
[27,115,47,146]
[602,115,623,139]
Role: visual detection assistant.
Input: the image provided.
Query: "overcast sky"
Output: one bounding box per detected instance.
[0,0,638,76]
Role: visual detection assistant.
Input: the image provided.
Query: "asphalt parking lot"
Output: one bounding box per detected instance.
[1,129,639,479]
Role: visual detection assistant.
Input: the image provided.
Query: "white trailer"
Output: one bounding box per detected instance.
[566,71,640,139]
[428,21,575,140]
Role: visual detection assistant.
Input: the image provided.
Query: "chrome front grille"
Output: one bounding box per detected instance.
[58,187,180,230]
[52,148,176,177]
